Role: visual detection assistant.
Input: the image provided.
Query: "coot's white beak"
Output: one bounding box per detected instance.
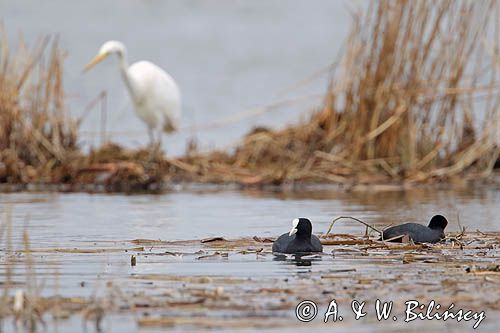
[289,218,300,236]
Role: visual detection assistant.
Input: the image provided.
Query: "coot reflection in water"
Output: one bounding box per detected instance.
[273,253,323,267]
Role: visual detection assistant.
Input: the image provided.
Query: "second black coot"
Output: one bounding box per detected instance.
[272,218,323,254]
[381,215,448,243]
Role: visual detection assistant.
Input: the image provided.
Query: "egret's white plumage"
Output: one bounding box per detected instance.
[84,41,181,146]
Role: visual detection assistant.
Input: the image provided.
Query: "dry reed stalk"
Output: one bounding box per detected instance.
[0,212,117,331]
[0,208,13,332]
[11,218,46,332]
[0,31,80,185]
[185,0,499,186]
[0,210,46,331]
[317,0,499,178]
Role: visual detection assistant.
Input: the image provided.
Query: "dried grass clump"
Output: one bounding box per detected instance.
[73,143,169,192]
[203,0,499,185]
[0,32,80,184]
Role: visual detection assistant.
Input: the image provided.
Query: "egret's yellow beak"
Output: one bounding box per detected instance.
[83,53,108,73]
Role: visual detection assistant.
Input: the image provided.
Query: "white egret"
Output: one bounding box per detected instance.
[84,40,181,147]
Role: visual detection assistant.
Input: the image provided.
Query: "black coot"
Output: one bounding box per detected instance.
[381,215,448,243]
[272,218,323,254]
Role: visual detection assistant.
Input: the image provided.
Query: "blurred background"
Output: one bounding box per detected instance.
[2,0,362,155]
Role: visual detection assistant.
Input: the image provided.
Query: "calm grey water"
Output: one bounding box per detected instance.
[0,188,499,332]
[0,188,498,284]
[1,188,499,244]
[1,0,361,155]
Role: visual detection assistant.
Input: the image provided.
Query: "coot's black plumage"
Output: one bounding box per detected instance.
[381,215,448,243]
[272,218,323,254]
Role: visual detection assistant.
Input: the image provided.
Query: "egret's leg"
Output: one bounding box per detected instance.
[156,127,163,148]
[148,127,155,147]
[146,128,158,162]
[147,127,162,162]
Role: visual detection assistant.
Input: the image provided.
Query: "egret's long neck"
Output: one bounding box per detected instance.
[117,51,137,102]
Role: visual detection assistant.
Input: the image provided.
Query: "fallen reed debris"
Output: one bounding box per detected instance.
[0,211,128,332]
[1,220,499,331]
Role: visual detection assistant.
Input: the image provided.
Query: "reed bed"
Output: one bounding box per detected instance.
[1,1,500,192]
[0,33,80,184]
[182,0,500,186]
[0,33,163,191]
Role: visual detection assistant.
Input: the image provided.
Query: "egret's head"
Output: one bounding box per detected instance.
[83,40,126,72]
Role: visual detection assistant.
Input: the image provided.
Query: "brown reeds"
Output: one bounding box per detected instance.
[185,0,500,186]
[2,1,500,191]
[0,31,80,184]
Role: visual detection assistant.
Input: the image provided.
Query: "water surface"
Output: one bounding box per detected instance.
[2,187,498,243]
[0,187,498,332]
